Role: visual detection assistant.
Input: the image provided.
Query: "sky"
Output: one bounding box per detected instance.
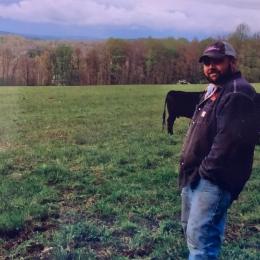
[0,0,260,40]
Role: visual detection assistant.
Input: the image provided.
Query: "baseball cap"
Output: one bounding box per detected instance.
[199,41,237,63]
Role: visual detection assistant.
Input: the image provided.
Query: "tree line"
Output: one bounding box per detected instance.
[0,24,260,86]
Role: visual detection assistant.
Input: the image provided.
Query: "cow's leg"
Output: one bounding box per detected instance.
[256,132,260,145]
[167,115,176,135]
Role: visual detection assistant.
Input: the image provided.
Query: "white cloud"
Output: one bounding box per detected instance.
[0,0,260,35]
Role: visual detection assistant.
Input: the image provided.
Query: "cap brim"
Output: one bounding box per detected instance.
[199,53,225,63]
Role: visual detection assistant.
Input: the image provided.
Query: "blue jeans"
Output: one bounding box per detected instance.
[181,178,232,260]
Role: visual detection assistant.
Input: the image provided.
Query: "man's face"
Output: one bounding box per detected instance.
[202,56,234,84]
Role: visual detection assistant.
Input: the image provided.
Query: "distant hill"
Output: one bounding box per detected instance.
[0,30,100,41]
[0,31,14,36]
[0,30,57,40]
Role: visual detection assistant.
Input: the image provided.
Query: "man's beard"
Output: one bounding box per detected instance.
[205,65,234,84]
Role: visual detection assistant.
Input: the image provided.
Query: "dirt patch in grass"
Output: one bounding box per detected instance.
[122,244,154,258]
[1,219,58,257]
[128,213,159,231]
[0,190,78,258]
[226,222,246,241]
[226,222,260,249]
[0,142,11,151]
[41,130,69,141]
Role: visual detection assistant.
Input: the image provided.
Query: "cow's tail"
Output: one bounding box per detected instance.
[162,95,167,131]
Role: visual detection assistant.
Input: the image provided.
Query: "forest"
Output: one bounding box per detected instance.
[0,24,260,86]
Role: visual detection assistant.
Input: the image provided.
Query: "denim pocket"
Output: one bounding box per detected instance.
[198,177,220,193]
[195,178,232,225]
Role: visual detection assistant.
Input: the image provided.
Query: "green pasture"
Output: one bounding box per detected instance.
[0,84,259,259]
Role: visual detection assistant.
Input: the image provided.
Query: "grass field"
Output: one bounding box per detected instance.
[0,84,259,259]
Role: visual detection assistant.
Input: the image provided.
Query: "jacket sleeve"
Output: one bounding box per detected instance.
[198,92,257,188]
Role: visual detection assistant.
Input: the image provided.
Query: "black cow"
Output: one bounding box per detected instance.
[254,93,260,144]
[162,90,260,144]
[162,90,204,135]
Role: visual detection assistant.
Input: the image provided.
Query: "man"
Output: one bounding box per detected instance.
[179,41,257,259]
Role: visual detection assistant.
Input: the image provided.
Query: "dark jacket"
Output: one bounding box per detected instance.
[179,72,257,200]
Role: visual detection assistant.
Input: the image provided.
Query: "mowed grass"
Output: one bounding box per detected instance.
[0,84,259,259]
